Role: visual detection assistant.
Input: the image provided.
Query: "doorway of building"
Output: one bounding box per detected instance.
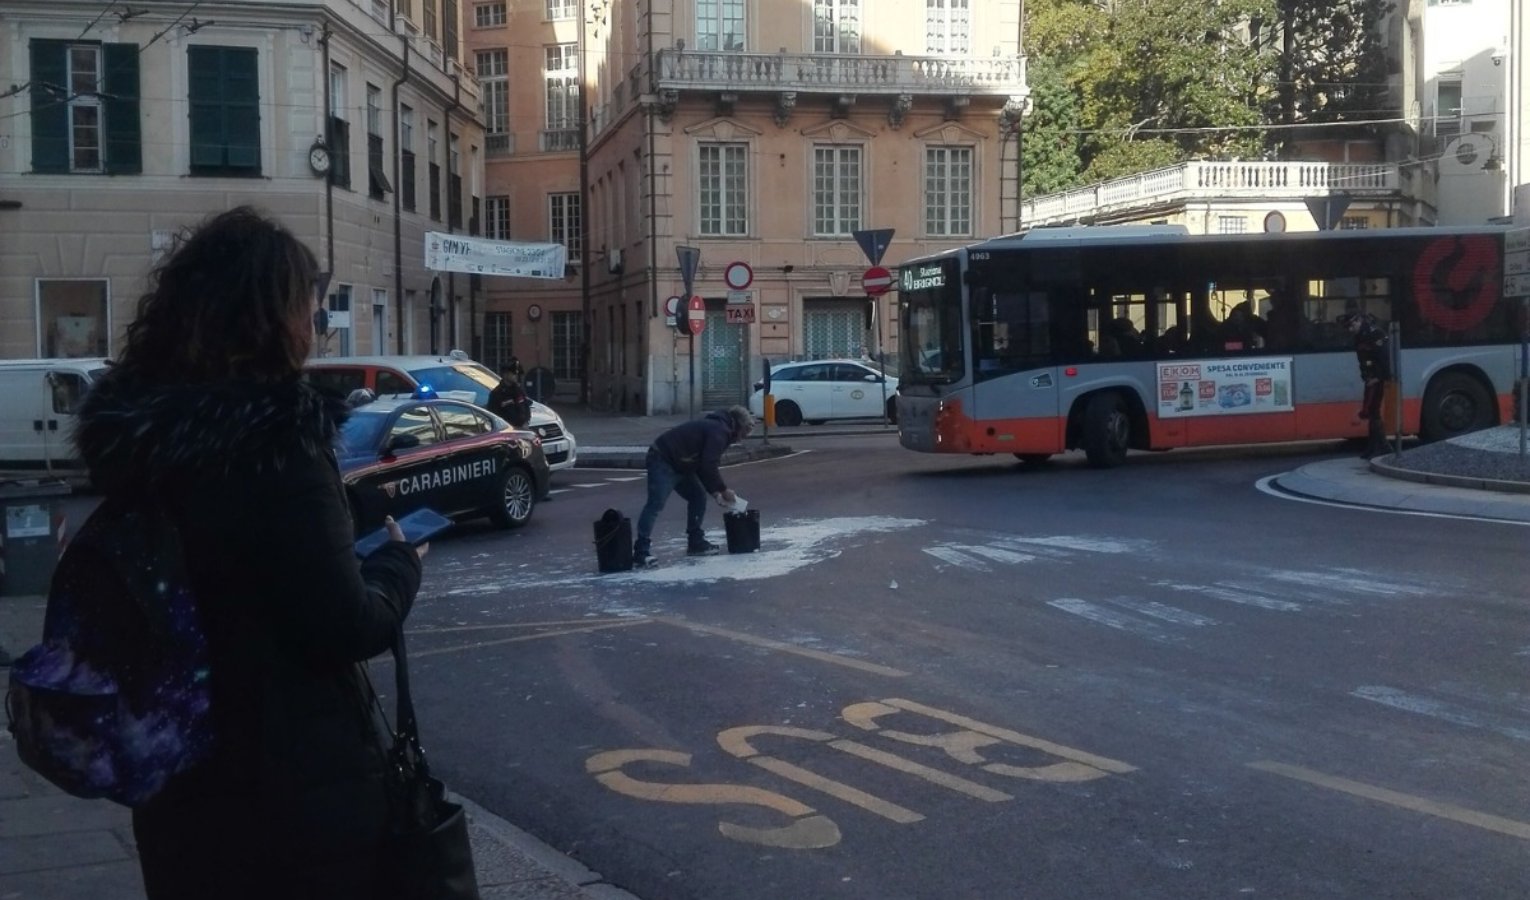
[702,301,746,408]
[803,297,864,359]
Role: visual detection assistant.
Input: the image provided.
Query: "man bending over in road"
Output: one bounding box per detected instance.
[633,406,753,567]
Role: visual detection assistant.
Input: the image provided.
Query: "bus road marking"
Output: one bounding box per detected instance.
[653,617,909,678]
[864,699,1138,776]
[826,739,1013,802]
[1249,761,1530,841]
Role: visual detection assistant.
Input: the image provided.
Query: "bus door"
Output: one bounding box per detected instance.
[970,286,1062,454]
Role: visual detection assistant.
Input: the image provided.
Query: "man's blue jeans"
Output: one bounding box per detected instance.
[634,448,708,555]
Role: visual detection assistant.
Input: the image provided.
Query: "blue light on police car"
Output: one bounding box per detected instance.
[413,384,438,399]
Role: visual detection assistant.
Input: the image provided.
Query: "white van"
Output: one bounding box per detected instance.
[0,358,112,470]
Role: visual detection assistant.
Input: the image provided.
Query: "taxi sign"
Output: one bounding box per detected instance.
[862,265,894,296]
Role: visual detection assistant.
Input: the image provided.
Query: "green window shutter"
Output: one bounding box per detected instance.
[188,46,260,174]
[103,43,141,174]
[187,46,225,170]
[29,39,69,173]
[224,48,260,171]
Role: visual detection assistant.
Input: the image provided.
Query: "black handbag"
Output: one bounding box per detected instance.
[378,631,481,899]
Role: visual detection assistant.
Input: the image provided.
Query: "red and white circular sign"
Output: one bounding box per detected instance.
[687,295,706,335]
[664,295,683,318]
[723,261,754,290]
[862,265,894,296]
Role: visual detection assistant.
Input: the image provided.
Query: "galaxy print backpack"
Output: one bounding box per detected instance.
[5,500,213,806]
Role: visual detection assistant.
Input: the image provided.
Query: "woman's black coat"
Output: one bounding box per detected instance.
[75,375,422,900]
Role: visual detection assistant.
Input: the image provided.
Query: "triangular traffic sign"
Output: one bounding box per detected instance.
[852,228,896,266]
[676,245,701,293]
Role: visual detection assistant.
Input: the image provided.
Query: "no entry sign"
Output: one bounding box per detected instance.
[687,295,706,335]
[862,265,894,296]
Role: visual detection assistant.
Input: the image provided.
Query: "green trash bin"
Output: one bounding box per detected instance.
[0,481,71,599]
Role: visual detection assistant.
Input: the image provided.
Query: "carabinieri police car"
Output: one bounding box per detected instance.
[337,396,551,534]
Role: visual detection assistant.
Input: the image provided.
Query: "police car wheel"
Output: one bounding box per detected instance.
[489,466,536,529]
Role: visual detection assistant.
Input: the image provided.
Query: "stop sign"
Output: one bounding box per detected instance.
[687,295,706,335]
[862,265,894,296]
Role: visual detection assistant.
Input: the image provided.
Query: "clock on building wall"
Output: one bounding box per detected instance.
[308,140,331,176]
[1263,211,1286,234]
[526,304,543,322]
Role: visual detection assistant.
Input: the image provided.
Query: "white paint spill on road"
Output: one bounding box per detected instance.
[922,546,993,571]
[1047,598,1175,642]
[1104,597,1217,627]
[440,516,924,595]
[1154,582,1304,613]
[1351,686,1530,742]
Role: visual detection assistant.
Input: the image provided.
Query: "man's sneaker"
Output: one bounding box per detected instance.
[686,541,721,556]
[635,553,659,569]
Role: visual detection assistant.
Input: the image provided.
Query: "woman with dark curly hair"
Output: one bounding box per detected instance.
[74,206,424,899]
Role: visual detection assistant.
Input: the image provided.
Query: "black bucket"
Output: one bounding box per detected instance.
[593,509,633,572]
[723,509,760,554]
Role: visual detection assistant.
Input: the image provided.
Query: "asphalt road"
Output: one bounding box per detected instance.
[353,437,1530,897]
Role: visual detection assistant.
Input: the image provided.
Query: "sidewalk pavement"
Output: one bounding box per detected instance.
[3,413,1525,898]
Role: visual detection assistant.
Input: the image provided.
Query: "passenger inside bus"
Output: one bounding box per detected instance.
[1218,301,1267,351]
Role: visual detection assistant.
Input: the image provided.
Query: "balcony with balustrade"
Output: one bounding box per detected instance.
[1020,160,1420,229]
[651,48,1026,127]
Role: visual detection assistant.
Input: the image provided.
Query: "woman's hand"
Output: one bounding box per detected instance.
[384,516,429,559]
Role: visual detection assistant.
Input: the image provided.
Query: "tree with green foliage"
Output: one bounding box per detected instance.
[1271,0,1396,139]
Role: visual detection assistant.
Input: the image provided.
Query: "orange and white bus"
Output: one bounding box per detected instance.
[895,225,1522,466]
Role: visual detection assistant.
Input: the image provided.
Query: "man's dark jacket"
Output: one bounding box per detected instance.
[651,410,734,494]
[1353,317,1392,381]
[74,373,421,899]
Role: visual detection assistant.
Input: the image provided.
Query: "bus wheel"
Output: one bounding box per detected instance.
[774,400,803,427]
[1014,453,1052,465]
[1421,372,1494,442]
[1083,393,1131,468]
[490,466,537,529]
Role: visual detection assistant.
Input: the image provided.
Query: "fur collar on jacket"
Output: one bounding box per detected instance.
[75,371,349,495]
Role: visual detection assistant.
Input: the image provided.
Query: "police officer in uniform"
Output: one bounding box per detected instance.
[1344,311,1392,459]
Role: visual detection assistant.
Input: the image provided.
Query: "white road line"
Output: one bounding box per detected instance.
[1047,598,1174,642]
[922,546,992,571]
[1255,475,1530,527]
[1104,596,1217,626]
[548,488,572,495]
[1155,582,1303,613]
[1261,569,1429,597]
[999,536,1149,554]
[605,476,643,482]
[1351,686,1530,742]
[963,545,1037,565]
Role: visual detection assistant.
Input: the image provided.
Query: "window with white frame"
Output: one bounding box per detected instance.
[813,145,861,236]
[814,0,860,54]
[698,142,747,236]
[545,0,576,20]
[1217,216,1248,234]
[924,146,972,236]
[697,0,745,52]
[544,44,578,131]
[549,192,582,258]
[66,45,103,171]
[485,195,510,239]
[473,1,506,27]
[475,49,509,152]
[925,0,970,55]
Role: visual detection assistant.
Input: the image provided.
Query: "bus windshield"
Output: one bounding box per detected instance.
[898,258,964,385]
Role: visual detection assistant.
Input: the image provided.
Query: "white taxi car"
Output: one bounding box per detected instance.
[306,352,579,471]
[747,358,898,426]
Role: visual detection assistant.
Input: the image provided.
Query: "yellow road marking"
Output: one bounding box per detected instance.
[1249,761,1530,841]
[747,756,924,824]
[408,620,650,658]
[828,740,1012,802]
[883,698,1138,775]
[410,617,648,633]
[653,617,909,678]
